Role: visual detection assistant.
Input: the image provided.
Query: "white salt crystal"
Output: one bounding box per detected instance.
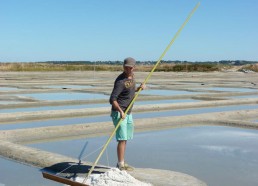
[73,168,152,186]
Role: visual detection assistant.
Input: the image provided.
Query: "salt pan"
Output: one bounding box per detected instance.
[73,168,152,186]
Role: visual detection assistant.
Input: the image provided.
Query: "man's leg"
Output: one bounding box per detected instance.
[112,112,134,170]
[117,140,133,171]
[117,140,127,163]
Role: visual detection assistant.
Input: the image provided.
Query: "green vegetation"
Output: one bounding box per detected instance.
[238,64,258,73]
[0,61,257,72]
[0,63,122,72]
[155,63,220,72]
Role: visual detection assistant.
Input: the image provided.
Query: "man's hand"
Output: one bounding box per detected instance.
[140,83,146,90]
[112,100,126,119]
[136,83,146,92]
[120,111,126,119]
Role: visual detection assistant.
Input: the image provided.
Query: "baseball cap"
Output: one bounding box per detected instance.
[124,57,136,67]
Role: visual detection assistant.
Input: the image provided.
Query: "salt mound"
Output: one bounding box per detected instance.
[74,168,152,186]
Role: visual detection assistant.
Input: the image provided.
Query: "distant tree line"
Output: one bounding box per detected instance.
[0,60,257,72]
[41,60,258,66]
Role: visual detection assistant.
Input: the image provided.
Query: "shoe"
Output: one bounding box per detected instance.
[116,162,134,171]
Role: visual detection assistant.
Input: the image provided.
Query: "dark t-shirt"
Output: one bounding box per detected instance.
[109,72,136,114]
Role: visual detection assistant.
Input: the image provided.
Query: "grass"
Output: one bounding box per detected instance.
[0,63,122,72]
[1,62,254,72]
[238,64,258,72]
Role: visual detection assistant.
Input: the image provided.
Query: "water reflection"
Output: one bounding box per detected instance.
[0,101,22,105]
[42,85,93,89]
[1,104,258,130]
[197,87,258,92]
[134,104,258,119]
[0,99,198,113]
[0,87,18,91]
[21,92,108,101]
[0,115,110,130]
[136,99,199,105]
[0,158,60,186]
[0,103,109,113]
[130,126,258,186]
[28,126,258,186]
[230,95,258,99]
[142,89,200,96]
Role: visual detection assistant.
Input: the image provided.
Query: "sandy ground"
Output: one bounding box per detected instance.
[1,71,258,185]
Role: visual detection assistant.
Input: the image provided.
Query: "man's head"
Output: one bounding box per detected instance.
[123,57,136,68]
[123,57,136,77]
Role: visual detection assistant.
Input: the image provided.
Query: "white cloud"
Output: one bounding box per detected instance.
[198,145,252,156]
[198,129,258,139]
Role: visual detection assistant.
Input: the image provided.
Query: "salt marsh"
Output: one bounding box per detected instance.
[0,71,258,186]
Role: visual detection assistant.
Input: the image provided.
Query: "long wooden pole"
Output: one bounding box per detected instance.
[84,2,200,182]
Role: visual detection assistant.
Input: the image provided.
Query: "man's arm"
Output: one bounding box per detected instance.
[112,100,125,119]
[110,80,125,119]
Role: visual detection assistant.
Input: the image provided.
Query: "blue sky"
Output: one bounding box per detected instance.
[0,0,257,62]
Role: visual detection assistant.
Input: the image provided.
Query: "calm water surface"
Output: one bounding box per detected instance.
[0,103,109,113]
[21,92,108,101]
[0,99,198,113]
[0,158,60,186]
[1,104,258,130]
[230,95,258,99]
[1,126,258,185]
[142,89,200,96]
[0,87,19,91]
[197,87,258,92]
[42,85,93,89]
[26,126,258,186]
[0,101,22,105]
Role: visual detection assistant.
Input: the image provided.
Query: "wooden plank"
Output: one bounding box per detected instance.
[42,172,89,186]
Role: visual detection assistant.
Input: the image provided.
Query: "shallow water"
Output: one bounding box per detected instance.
[0,103,110,113]
[0,115,110,130]
[0,157,60,186]
[136,104,258,119]
[136,99,199,105]
[41,85,93,89]
[197,87,258,92]
[0,99,198,113]
[230,95,258,99]
[0,87,19,91]
[0,101,22,105]
[1,104,258,130]
[21,92,108,101]
[131,126,258,186]
[142,89,200,96]
[26,126,258,186]
[142,87,258,96]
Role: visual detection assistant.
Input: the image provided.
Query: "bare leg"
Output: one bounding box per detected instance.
[117,140,127,162]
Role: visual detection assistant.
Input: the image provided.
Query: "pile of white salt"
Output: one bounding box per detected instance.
[73,168,152,186]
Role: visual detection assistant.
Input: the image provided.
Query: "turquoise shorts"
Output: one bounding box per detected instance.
[111,111,134,141]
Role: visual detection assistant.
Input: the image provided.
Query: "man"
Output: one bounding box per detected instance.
[109,57,145,171]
